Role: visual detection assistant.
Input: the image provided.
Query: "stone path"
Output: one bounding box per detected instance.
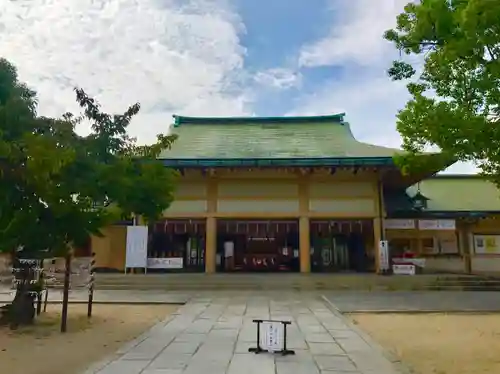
[325,290,500,312]
[85,293,401,374]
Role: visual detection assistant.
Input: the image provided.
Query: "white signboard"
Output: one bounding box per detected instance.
[384,219,415,230]
[473,235,500,254]
[418,219,456,230]
[147,257,184,269]
[392,257,426,268]
[261,322,282,352]
[378,240,390,271]
[392,264,416,275]
[125,226,148,269]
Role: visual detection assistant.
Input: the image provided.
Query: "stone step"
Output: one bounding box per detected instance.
[90,284,500,291]
[89,273,500,291]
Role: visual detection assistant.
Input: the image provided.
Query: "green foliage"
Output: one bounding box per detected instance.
[385,0,500,178]
[0,58,177,257]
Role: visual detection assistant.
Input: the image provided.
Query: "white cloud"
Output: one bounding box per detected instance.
[299,0,408,68]
[0,0,251,143]
[293,0,477,174]
[253,68,302,90]
[290,69,478,174]
[288,70,409,148]
[442,161,479,174]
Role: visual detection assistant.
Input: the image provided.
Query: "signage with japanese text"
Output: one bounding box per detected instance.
[147,257,184,269]
[261,322,282,352]
[418,219,456,231]
[392,264,416,275]
[384,219,415,230]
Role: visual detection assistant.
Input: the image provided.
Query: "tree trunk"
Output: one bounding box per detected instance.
[9,284,36,329]
[0,256,38,328]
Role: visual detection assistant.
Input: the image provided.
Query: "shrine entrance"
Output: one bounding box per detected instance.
[310,220,373,273]
[148,219,206,272]
[216,220,300,272]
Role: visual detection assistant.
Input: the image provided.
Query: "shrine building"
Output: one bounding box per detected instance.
[90,114,500,275]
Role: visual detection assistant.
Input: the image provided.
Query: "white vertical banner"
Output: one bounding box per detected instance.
[378,240,390,271]
[125,226,148,269]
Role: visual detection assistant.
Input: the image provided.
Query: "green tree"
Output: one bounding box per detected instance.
[0,58,177,327]
[384,0,500,179]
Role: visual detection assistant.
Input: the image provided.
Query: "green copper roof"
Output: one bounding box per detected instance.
[408,175,500,212]
[159,114,400,164]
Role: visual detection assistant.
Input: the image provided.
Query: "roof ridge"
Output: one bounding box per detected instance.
[173,113,346,127]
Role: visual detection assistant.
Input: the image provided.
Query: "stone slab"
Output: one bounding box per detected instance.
[308,342,346,355]
[83,292,402,374]
[93,359,150,374]
[276,361,320,374]
[314,355,358,372]
[325,290,500,313]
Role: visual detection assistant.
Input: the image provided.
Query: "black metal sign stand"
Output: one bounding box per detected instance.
[248,319,295,356]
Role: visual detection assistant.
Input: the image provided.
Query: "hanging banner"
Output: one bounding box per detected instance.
[125,226,148,269]
[378,240,390,271]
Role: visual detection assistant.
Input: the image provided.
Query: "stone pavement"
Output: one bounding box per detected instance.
[325,290,500,312]
[84,293,402,374]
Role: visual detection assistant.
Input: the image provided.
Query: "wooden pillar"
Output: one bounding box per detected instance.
[373,180,385,274]
[373,217,382,273]
[416,220,423,255]
[298,172,310,273]
[461,224,472,273]
[205,217,216,273]
[205,176,217,273]
[299,217,310,273]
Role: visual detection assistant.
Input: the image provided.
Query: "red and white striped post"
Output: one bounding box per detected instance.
[87,252,96,318]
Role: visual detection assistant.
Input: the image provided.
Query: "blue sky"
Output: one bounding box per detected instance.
[0,0,475,173]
